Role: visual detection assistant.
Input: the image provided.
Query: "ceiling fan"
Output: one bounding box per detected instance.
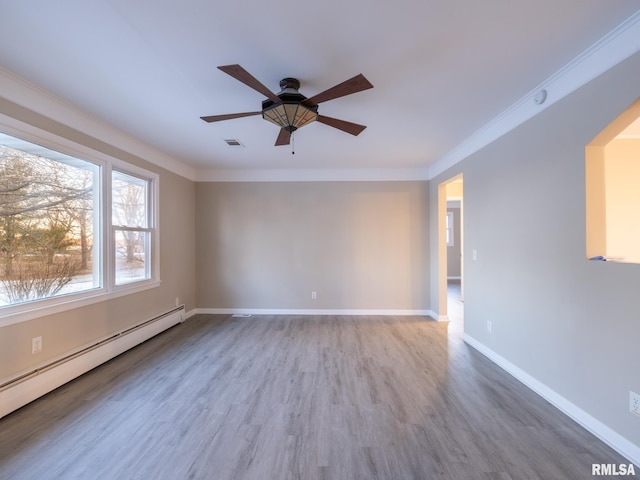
[200,64,373,147]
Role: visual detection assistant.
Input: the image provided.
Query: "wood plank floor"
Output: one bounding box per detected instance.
[0,314,635,480]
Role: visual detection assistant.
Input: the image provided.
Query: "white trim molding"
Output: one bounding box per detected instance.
[195,167,430,183]
[0,306,184,420]
[0,67,196,181]
[2,9,640,184]
[463,333,640,467]
[194,307,437,318]
[429,10,640,179]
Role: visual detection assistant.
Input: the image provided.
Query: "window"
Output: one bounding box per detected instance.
[446,211,454,247]
[0,134,100,307]
[0,130,158,319]
[112,170,153,285]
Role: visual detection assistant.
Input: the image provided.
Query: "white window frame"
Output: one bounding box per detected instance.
[0,119,160,327]
[109,165,159,290]
[446,211,455,247]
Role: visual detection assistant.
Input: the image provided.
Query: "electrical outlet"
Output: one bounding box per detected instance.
[486,321,492,333]
[630,391,640,417]
[311,291,317,300]
[32,336,42,354]
[473,249,478,261]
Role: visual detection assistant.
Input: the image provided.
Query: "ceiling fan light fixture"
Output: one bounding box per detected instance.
[261,77,318,132]
[201,66,372,147]
[262,102,318,132]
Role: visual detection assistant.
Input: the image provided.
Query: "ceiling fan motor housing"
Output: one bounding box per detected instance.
[262,77,319,132]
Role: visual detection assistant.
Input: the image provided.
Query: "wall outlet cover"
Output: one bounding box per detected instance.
[630,391,640,417]
[31,336,42,354]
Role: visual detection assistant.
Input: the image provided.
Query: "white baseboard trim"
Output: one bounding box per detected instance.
[193,307,436,318]
[462,333,640,466]
[0,306,185,420]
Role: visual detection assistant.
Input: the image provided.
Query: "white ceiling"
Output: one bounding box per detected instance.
[1,1,639,177]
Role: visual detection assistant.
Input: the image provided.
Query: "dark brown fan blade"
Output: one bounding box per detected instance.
[316,115,367,136]
[275,128,291,146]
[200,112,261,123]
[218,65,281,103]
[304,74,373,106]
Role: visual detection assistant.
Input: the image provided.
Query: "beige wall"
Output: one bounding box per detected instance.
[586,98,640,262]
[446,181,463,198]
[0,99,196,380]
[195,181,430,311]
[604,138,640,262]
[431,52,640,449]
[2,46,639,463]
[585,144,607,258]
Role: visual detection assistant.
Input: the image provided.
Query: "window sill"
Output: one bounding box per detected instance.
[0,280,161,327]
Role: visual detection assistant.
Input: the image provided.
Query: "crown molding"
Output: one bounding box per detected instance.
[0,66,428,184]
[2,9,639,184]
[428,10,640,180]
[195,167,430,182]
[0,67,196,181]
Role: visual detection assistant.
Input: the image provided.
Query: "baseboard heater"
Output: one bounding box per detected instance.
[0,305,185,420]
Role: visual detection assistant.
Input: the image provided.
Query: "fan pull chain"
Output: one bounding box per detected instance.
[291,131,295,155]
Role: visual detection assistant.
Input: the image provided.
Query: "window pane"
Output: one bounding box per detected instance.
[446,212,454,247]
[112,170,148,228]
[112,169,152,286]
[114,229,149,285]
[0,134,100,307]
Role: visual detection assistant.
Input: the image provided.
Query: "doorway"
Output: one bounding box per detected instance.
[438,174,464,331]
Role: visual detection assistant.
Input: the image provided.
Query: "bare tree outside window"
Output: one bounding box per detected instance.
[112,170,152,285]
[0,141,98,306]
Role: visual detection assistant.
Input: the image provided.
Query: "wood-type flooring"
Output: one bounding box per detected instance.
[0,310,635,479]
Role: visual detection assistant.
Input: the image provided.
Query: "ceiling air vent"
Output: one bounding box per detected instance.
[224,138,244,147]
